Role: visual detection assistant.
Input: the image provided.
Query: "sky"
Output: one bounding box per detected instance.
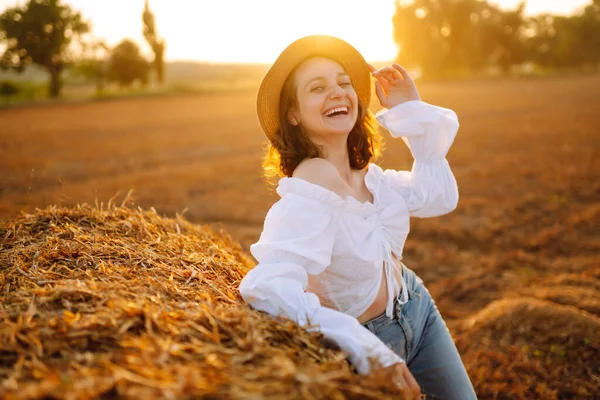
[0,0,593,63]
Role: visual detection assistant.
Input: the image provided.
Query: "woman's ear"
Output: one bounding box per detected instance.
[287,108,299,126]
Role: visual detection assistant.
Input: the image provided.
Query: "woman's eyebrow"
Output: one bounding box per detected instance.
[304,72,350,89]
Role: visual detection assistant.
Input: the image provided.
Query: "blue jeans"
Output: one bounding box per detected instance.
[362,263,477,399]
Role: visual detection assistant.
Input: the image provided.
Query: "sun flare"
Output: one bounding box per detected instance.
[63,0,400,63]
[0,0,591,63]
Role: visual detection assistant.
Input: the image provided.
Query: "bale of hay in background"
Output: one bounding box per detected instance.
[455,297,600,400]
[0,204,397,399]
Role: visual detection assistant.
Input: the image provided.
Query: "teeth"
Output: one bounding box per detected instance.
[324,106,348,116]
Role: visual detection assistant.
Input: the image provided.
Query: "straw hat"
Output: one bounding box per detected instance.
[256,35,371,141]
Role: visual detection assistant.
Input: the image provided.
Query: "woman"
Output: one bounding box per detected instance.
[239,35,477,400]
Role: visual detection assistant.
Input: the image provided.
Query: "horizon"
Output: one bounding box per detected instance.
[0,0,593,64]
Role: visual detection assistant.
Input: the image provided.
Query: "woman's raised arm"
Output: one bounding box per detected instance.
[375,100,459,217]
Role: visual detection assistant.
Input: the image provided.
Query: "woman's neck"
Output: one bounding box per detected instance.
[321,141,354,185]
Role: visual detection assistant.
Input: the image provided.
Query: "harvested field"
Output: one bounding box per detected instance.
[1,74,600,398]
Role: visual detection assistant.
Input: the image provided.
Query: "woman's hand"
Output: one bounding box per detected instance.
[374,362,421,399]
[368,63,421,109]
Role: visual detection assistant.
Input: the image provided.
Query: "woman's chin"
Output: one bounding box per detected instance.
[321,127,353,136]
[306,121,356,137]
[323,120,356,135]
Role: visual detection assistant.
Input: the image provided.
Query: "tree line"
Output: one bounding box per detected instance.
[0,0,165,98]
[1,0,599,98]
[393,0,600,78]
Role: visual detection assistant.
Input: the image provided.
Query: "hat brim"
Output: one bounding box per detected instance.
[257,35,371,141]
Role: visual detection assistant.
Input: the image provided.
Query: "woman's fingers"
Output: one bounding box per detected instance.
[398,382,413,399]
[372,72,395,91]
[393,63,414,82]
[372,64,412,81]
[401,364,422,399]
[374,80,386,100]
[372,71,391,92]
[394,375,416,400]
[371,63,418,107]
[375,362,421,400]
[373,68,401,84]
[380,65,404,80]
[371,65,410,88]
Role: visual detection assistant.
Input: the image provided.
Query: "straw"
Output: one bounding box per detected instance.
[0,203,400,399]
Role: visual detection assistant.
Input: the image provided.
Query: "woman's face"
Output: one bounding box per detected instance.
[289,57,359,138]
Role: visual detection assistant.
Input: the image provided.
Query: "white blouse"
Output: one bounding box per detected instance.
[239,100,459,374]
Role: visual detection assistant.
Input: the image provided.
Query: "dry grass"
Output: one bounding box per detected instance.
[0,204,405,399]
[1,73,599,398]
[455,298,600,399]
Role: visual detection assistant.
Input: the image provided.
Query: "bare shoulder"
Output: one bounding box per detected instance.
[292,158,349,197]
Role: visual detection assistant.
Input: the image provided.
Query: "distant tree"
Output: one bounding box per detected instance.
[392,0,446,78]
[0,0,89,97]
[491,1,527,73]
[72,38,108,94]
[577,0,600,67]
[392,0,527,77]
[0,80,19,102]
[142,0,166,84]
[524,1,600,71]
[524,15,577,69]
[522,14,556,68]
[107,39,149,88]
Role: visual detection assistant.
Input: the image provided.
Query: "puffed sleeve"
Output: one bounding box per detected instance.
[375,100,459,217]
[239,194,403,374]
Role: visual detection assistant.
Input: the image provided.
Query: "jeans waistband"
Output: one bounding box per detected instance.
[361,263,415,331]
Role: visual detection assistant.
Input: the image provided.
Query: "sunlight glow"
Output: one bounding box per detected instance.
[490,0,591,16]
[0,0,591,63]
[70,0,398,63]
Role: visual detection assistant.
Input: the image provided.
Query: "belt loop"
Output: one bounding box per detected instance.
[365,321,376,333]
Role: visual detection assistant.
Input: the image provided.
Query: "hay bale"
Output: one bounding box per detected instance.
[523,271,600,316]
[455,297,600,400]
[0,204,397,399]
